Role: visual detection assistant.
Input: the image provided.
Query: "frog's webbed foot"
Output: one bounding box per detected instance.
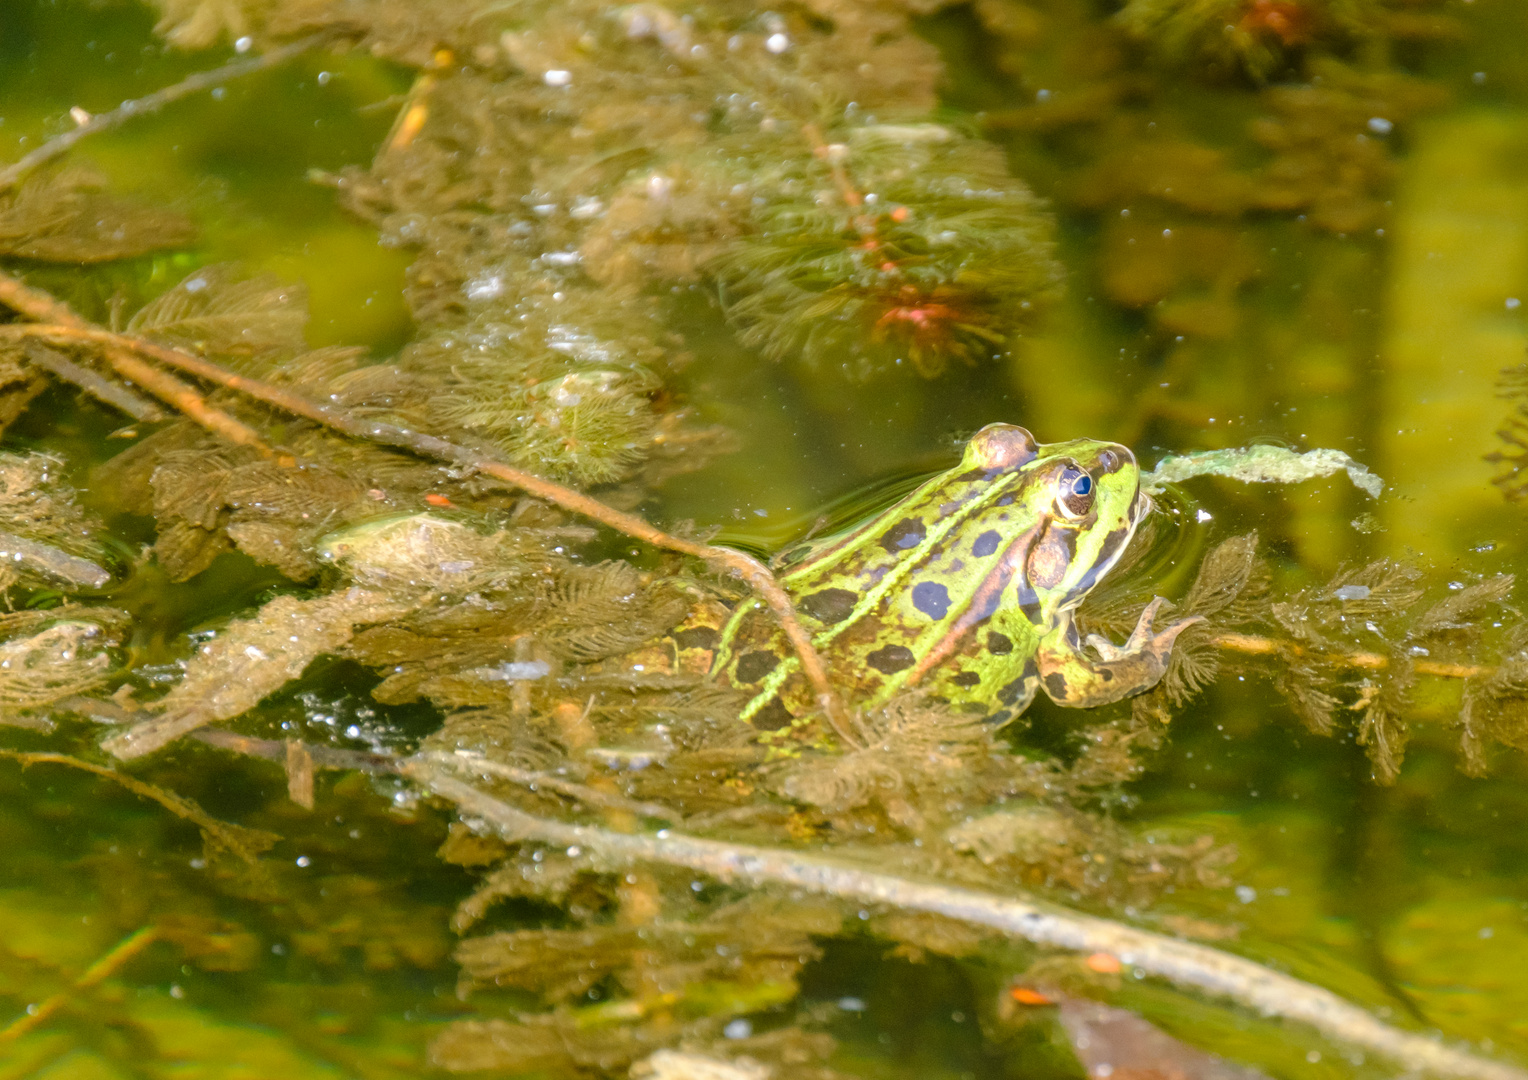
[1084,597,1201,661]
[1040,597,1203,708]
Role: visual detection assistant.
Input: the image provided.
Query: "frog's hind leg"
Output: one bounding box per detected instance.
[1036,598,1202,708]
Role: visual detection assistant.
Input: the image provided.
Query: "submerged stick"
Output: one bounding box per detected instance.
[0,925,161,1041]
[406,758,1528,1080]
[1213,631,1489,680]
[23,342,164,422]
[0,311,854,746]
[0,33,340,194]
[0,278,273,455]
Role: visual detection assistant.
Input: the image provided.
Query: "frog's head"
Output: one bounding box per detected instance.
[962,423,1145,625]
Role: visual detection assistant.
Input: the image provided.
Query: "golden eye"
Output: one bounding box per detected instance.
[1055,465,1094,520]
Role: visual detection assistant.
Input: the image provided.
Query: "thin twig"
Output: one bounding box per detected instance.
[0,305,853,745]
[192,728,398,773]
[1214,631,1490,679]
[0,925,161,1041]
[0,278,273,454]
[404,758,1528,1080]
[0,33,341,194]
[22,342,164,421]
[0,751,276,863]
[424,749,681,822]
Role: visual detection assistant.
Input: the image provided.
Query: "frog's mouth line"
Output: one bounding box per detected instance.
[1042,481,1145,618]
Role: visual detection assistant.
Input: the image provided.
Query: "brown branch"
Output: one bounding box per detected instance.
[1214,631,1490,679]
[406,759,1528,1080]
[0,278,273,454]
[0,33,341,194]
[0,298,854,745]
[22,342,164,421]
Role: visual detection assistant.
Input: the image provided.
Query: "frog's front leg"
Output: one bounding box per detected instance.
[1034,598,1202,708]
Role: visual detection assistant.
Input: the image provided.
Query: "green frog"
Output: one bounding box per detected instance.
[675,423,1199,729]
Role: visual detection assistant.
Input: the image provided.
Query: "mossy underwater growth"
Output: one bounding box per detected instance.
[1,0,1528,1079]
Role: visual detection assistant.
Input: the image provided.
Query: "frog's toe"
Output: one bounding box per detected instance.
[1086,599,1203,664]
[1148,614,1205,659]
[1084,633,1130,662]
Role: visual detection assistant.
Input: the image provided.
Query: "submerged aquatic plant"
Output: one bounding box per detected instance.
[411,295,666,486]
[1116,0,1459,82]
[0,166,195,263]
[1488,361,1528,502]
[709,123,1061,380]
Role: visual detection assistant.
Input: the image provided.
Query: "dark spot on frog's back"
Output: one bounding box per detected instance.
[911,581,951,620]
[866,644,916,674]
[673,626,718,651]
[987,631,1013,655]
[879,516,926,553]
[997,676,1029,705]
[972,529,1001,558]
[752,696,794,730]
[950,670,981,688]
[799,587,857,624]
[775,545,810,568]
[734,650,779,684]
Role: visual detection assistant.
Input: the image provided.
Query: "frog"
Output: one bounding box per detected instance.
[672,423,1200,730]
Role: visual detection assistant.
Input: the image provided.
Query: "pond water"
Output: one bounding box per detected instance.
[1,1,1528,1078]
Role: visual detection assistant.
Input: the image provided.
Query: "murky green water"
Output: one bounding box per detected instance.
[2,1,1528,1077]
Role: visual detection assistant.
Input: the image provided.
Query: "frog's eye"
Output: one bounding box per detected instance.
[1055,466,1095,519]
